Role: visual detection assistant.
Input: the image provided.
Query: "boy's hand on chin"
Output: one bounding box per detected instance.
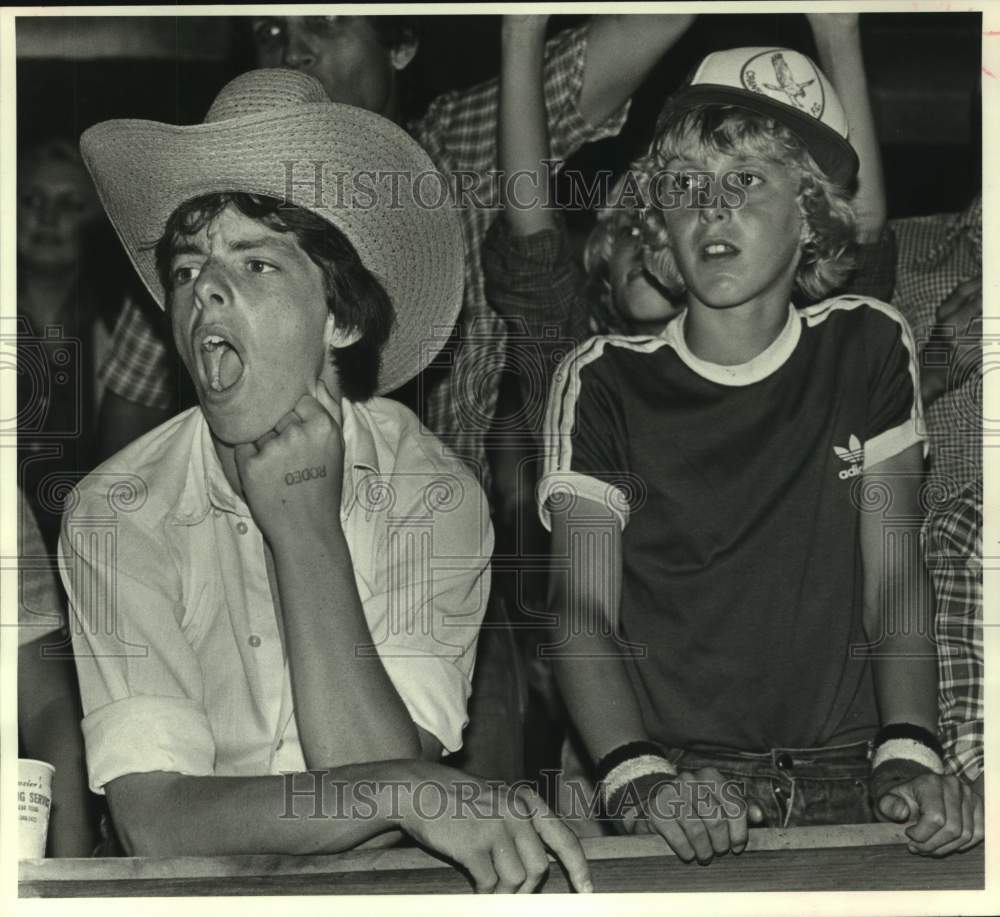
[234,385,345,546]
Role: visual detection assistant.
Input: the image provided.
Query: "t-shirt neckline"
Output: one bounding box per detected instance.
[664,304,801,387]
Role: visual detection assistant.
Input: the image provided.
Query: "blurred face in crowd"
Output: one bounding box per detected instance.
[18,149,100,273]
[607,218,683,330]
[250,15,417,119]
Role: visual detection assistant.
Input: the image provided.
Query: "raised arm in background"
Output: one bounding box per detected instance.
[808,13,887,243]
[580,14,696,128]
[499,15,555,237]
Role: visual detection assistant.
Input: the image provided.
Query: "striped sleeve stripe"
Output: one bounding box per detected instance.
[802,295,928,465]
[539,334,669,531]
[865,422,924,470]
[537,471,630,532]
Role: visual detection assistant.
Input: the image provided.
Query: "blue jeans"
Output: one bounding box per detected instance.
[677,741,875,829]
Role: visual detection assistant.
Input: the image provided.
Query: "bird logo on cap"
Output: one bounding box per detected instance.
[762,53,815,109]
[741,50,825,119]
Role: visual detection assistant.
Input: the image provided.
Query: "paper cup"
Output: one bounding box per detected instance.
[18,758,55,859]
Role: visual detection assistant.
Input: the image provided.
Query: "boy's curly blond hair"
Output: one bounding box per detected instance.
[633,104,858,304]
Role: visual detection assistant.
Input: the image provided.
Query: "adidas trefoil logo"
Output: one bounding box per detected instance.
[834,434,863,480]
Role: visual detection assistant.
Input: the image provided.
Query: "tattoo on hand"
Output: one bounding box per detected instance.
[285,466,327,486]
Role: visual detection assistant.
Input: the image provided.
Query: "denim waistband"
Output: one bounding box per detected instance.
[681,739,873,769]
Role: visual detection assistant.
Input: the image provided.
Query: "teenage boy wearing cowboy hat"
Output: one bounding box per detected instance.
[60,69,592,894]
[96,14,699,480]
[91,11,700,790]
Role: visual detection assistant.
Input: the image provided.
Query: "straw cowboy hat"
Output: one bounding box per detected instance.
[79,68,464,395]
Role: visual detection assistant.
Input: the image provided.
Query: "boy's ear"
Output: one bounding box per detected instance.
[324,314,362,349]
[390,38,418,72]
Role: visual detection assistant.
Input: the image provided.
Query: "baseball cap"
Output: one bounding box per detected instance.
[660,47,859,185]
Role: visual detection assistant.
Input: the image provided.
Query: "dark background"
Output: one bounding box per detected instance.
[18,12,982,219]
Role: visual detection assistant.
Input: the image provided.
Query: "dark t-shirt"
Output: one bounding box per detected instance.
[540,296,924,752]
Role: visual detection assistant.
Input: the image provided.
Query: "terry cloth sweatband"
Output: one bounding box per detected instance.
[595,741,678,820]
[871,723,944,772]
[870,724,944,801]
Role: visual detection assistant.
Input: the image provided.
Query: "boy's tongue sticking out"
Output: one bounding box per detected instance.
[201,335,245,392]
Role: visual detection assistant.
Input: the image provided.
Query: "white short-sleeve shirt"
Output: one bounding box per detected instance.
[61,398,493,794]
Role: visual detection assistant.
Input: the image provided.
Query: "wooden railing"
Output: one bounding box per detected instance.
[20,823,984,896]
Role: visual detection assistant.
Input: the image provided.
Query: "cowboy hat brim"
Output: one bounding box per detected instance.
[80,101,464,396]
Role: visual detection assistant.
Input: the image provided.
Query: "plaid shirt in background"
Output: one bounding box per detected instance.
[97,23,629,494]
[890,196,982,500]
[97,294,179,411]
[923,478,983,783]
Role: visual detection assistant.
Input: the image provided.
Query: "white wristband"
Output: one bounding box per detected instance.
[871,737,944,775]
[601,754,678,805]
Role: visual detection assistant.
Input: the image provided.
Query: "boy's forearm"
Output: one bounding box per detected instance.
[860,446,938,734]
[869,628,940,734]
[500,18,555,236]
[107,764,416,858]
[550,508,654,763]
[270,531,420,768]
[865,537,940,733]
[551,639,653,764]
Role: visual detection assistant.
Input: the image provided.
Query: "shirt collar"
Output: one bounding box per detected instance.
[169,400,381,526]
[664,303,800,387]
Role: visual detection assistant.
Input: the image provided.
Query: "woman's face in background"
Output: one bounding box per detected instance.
[18,154,100,273]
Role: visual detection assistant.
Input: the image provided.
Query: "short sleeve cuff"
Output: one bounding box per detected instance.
[537,471,629,532]
[378,650,473,754]
[864,420,927,469]
[82,695,215,794]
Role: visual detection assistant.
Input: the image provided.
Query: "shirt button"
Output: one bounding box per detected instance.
[248,634,261,648]
[213,509,222,518]
[776,753,793,770]
[236,521,248,534]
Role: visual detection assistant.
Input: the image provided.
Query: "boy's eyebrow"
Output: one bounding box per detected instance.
[170,239,207,258]
[228,235,298,254]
